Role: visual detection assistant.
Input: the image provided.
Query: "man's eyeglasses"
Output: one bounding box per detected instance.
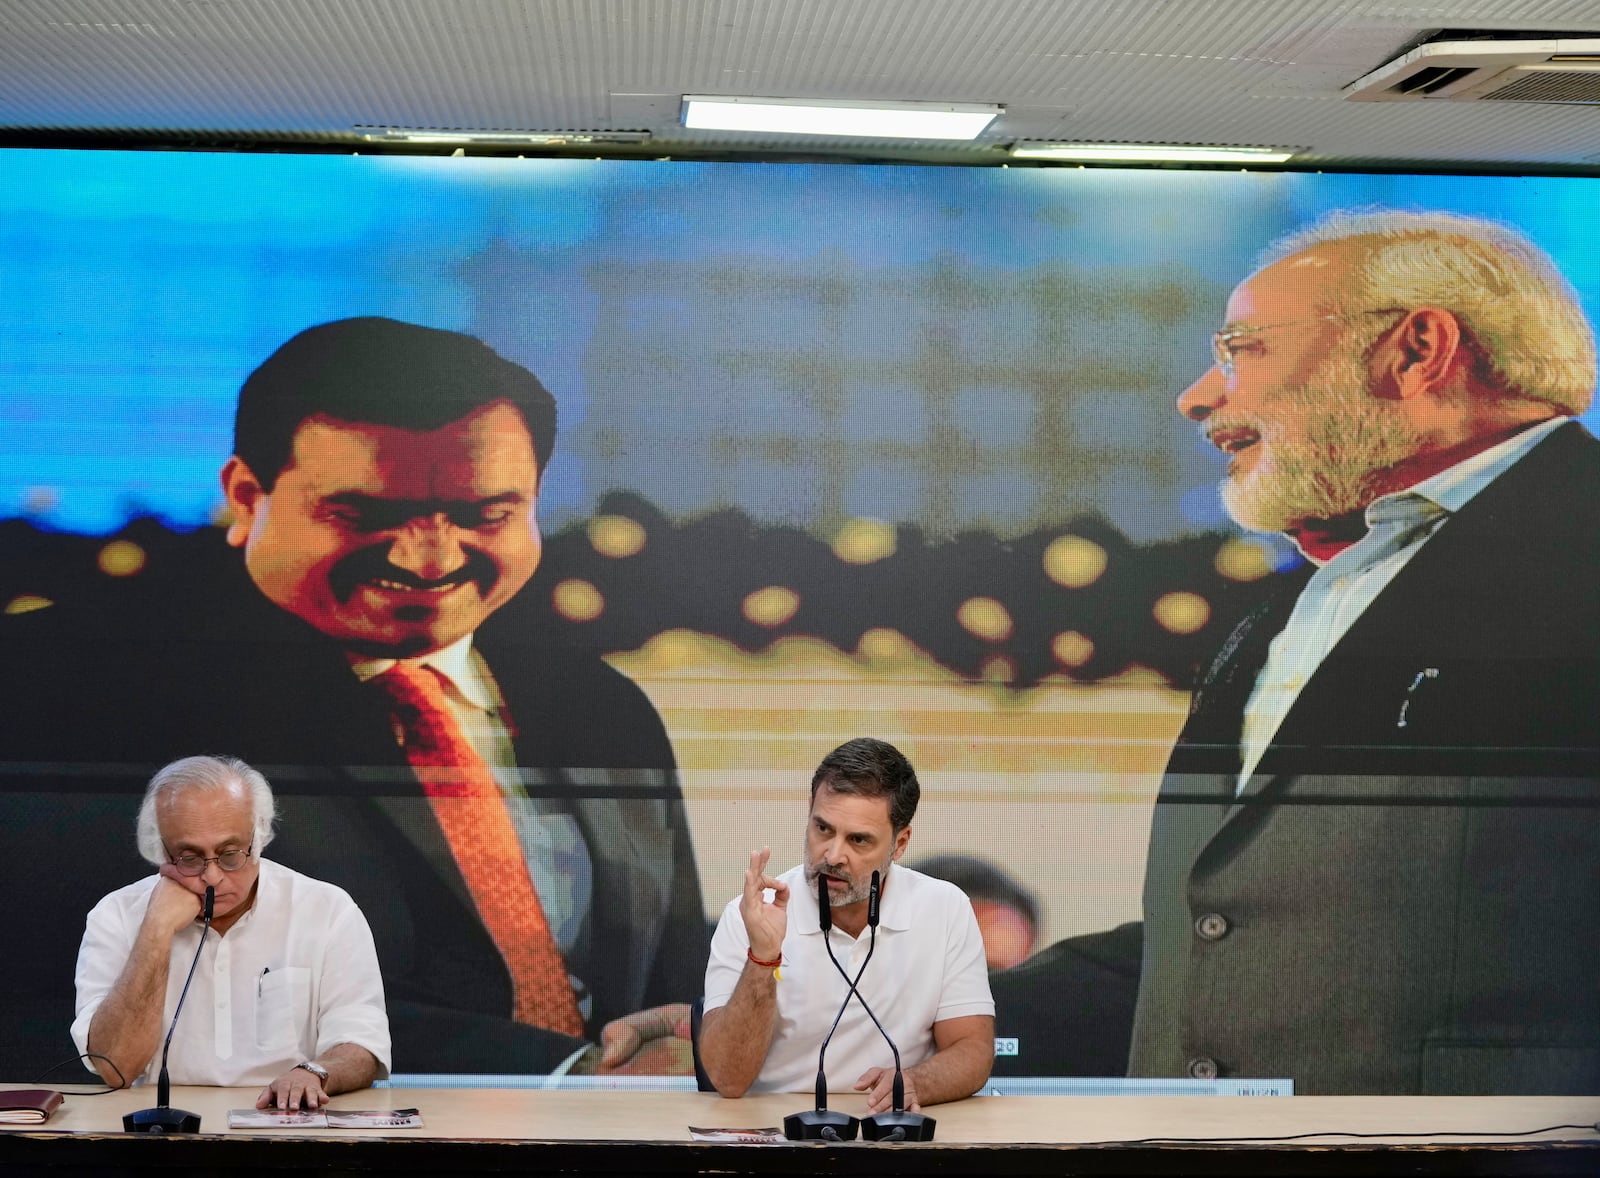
[1211,309,1407,377]
[167,844,253,876]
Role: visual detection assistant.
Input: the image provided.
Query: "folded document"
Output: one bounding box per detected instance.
[228,1107,423,1129]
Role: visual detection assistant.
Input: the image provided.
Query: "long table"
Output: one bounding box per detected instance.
[2,1084,1597,1175]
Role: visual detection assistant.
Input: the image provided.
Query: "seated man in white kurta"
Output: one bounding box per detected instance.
[699,738,994,1110]
[73,755,390,1109]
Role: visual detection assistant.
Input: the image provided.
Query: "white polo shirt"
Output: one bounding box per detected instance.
[72,858,392,1087]
[703,863,993,1094]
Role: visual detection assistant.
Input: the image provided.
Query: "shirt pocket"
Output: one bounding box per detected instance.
[255,966,310,1052]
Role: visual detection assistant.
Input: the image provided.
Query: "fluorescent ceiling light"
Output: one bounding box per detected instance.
[683,96,1000,140]
[1010,143,1297,163]
[357,128,650,146]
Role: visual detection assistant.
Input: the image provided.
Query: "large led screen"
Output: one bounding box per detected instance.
[2,150,1596,1095]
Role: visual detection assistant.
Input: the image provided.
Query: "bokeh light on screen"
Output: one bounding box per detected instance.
[1213,536,1275,582]
[587,514,647,558]
[1152,591,1209,635]
[832,518,896,564]
[743,586,801,627]
[1052,630,1095,668]
[552,578,604,621]
[1043,535,1109,588]
[958,597,1015,642]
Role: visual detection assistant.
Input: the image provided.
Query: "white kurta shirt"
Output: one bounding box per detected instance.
[72,858,392,1087]
[704,863,993,1094]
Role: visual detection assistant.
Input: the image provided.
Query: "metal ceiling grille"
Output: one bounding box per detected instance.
[1480,68,1600,103]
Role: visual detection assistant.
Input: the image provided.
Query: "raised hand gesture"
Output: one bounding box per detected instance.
[739,846,788,964]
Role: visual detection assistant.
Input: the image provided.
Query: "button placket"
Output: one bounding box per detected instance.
[212,938,233,1059]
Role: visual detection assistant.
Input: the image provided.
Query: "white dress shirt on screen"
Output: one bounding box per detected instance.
[1237,414,1570,791]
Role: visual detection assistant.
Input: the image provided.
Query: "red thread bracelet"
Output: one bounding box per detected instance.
[747,947,783,969]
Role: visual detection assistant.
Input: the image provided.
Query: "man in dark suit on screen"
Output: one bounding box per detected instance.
[3,317,706,1076]
[997,210,1598,1093]
[1130,210,1600,1093]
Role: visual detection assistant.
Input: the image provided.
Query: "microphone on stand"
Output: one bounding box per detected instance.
[782,872,864,1141]
[124,886,213,1134]
[858,870,935,1142]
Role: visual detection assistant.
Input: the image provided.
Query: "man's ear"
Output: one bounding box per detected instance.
[220,456,266,549]
[1377,307,1464,401]
[891,824,912,862]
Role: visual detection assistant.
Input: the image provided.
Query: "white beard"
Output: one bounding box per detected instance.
[1219,347,1427,533]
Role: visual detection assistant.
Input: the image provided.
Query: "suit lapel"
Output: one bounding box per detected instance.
[1168,569,1306,777]
[1263,420,1594,766]
[1199,421,1596,843]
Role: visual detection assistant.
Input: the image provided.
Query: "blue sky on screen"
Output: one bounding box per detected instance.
[1,150,1597,538]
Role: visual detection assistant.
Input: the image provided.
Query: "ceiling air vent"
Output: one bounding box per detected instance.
[1345,38,1600,103]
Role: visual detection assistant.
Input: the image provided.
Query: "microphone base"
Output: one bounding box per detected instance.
[861,1110,936,1141]
[783,1109,860,1141]
[123,1106,202,1134]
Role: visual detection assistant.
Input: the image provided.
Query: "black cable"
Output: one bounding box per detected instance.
[1073,1123,1600,1146]
[30,1052,127,1094]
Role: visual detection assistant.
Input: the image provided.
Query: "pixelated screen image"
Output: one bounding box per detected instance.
[2,150,1596,1093]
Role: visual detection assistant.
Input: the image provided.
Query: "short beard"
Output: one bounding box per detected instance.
[803,854,888,909]
[1220,346,1427,534]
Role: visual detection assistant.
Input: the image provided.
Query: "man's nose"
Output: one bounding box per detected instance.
[1177,366,1225,422]
[387,515,466,580]
[200,859,226,886]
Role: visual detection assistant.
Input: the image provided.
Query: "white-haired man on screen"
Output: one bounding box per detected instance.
[1126,209,1600,1093]
[73,755,390,1109]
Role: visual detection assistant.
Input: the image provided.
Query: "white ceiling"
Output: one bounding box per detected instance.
[2,0,1598,168]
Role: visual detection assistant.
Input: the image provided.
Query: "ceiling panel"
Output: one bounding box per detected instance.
[0,0,1597,167]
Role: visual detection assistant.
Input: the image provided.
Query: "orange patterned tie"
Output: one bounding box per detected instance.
[370,663,586,1037]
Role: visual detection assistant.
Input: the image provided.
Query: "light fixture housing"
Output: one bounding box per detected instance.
[682,96,1001,140]
[1010,142,1297,164]
[357,128,651,146]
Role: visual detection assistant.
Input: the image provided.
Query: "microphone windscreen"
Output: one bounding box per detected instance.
[868,870,881,928]
[203,886,215,923]
[817,871,832,932]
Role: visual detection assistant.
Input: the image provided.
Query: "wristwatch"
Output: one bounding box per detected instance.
[293,1060,330,1083]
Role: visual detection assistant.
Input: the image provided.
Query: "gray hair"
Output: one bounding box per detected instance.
[135,755,277,866]
[810,737,921,832]
[1257,209,1596,416]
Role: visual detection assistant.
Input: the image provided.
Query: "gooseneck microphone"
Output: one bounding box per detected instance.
[782,872,871,1142]
[857,870,935,1142]
[124,886,214,1134]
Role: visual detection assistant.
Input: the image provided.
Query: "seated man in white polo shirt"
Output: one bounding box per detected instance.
[699,738,994,1110]
[73,755,390,1109]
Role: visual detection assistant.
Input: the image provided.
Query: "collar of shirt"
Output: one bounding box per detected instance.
[1234,416,1571,793]
[345,633,501,710]
[789,862,913,935]
[1305,415,1571,577]
[1399,414,1569,518]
